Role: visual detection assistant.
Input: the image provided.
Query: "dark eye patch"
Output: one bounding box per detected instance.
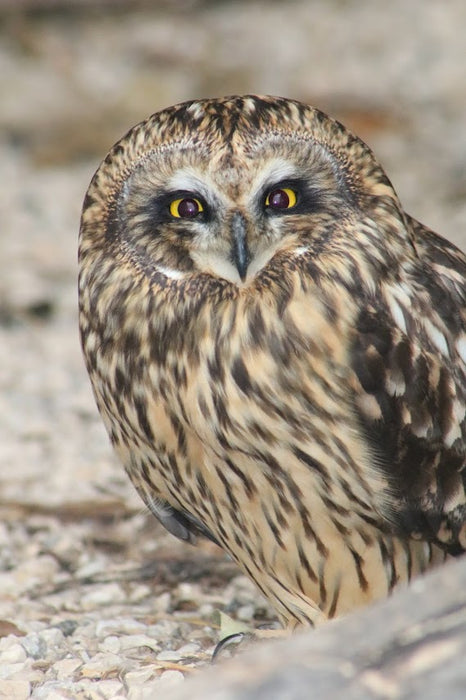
[146,190,210,226]
[261,178,322,215]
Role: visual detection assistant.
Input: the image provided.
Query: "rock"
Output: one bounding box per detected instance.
[81,583,126,609]
[21,632,49,660]
[0,680,31,700]
[170,556,466,700]
[80,652,129,679]
[0,643,27,665]
[99,635,121,654]
[52,657,83,679]
[119,634,160,653]
[158,670,185,687]
[54,620,79,638]
[156,649,182,662]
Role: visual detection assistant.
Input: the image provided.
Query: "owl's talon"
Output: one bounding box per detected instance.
[212,632,247,662]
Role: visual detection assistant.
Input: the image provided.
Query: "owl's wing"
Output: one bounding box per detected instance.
[351,219,466,553]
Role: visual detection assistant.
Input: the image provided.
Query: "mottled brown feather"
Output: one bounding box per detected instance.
[79,95,466,627]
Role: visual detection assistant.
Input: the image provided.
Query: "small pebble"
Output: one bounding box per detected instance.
[54,619,79,637]
[0,643,27,664]
[99,635,121,654]
[152,591,171,613]
[21,632,47,660]
[74,559,107,579]
[147,620,180,638]
[177,642,201,655]
[119,634,160,653]
[127,684,159,700]
[156,649,182,662]
[159,670,185,686]
[91,679,126,699]
[41,628,64,647]
[52,657,83,679]
[128,584,151,602]
[124,667,156,687]
[0,680,31,700]
[80,652,125,677]
[95,619,146,638]
[81,583,126,609]
[177,583,197,600]
[237,604,255,621]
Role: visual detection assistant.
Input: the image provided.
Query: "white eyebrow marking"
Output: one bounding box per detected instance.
[166,168,208,193]
[252,158,299,192]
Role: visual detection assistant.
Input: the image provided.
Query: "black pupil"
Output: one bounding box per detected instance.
[178,198,200,217]
[268,189,289,208]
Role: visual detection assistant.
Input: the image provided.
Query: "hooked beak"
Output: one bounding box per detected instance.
[230,212,250,281]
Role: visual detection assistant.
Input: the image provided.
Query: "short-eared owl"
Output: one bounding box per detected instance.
[79,96,466,628]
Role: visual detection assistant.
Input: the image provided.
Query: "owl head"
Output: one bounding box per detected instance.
[79,95,410,294]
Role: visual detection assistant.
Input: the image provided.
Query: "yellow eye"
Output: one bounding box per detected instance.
[265,187,297,210]
[169,197,204,218]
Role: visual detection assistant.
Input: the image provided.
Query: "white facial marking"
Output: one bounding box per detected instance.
[251,158,299,194]
[167,168,208,194]
[191,250,242,284]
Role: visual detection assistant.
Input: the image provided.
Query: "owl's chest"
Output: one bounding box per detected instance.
[99,286,389,541]
[105,284,352,456]
[145,292,344,441]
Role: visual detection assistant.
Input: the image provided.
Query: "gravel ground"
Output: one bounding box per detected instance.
[0,1,465,697]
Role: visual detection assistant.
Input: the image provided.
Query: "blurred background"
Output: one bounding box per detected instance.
[0,0,465,690]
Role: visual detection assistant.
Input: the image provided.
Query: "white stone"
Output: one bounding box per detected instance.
[159,670,185,686]
[52,657,83,679]
[95,618,145,638]
[99,635,121,654]
[0,643,27,665]
[0,680,31,700]
[0,663,29,681]
[127,674,184,700]
[80,652,124,678]
[127,684,159,700]
[0,637,24,653]
[156,649,182,662]
[152,591,171,613]
[177,642,201,655]
[119,634,160,653]
[74,559,107,579]
[20,633,47,660]
[40,628,65,648]
[92,679,125,699]
[81,583,126,609]
[237,604,255,621]
[128,584,151,602]
[124,667,155,686]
